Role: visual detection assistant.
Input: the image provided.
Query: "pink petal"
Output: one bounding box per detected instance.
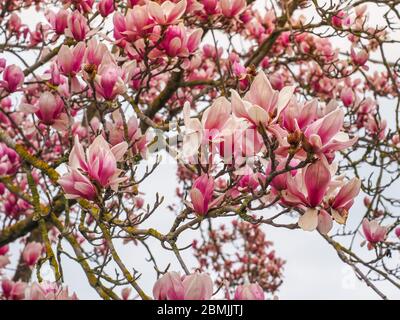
[148,2,165,24]
[317,209,333,235]
[332,178,361,209]
[317,109,344,144]
[111,141,128,161]
[231,90,249,119]
[167,0,187,23]
[305,160,331,207]
[190,188,205,215]
[244,71,276,112]
[275,85,295,120]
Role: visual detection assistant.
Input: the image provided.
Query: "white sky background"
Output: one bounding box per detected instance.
[2,1,400,299]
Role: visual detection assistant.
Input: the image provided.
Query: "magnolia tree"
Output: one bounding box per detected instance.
[0,0,399,301]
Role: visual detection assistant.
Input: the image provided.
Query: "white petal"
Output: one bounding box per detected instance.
[298,208,319,231]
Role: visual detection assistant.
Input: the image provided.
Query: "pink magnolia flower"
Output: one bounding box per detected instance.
[0,65,24,93]
[132,135,148,159]
[135,197,145,208]
[392,134,400,148]
[107,111,140,145]
[67,135,128,190]
[1,279,26,300]
[201,0,219,15]
[57,42,86,76]
[21,92,67,128]
[0,143,19,176]
[25,281,78,300]
[366,114,387,140]
[220,0,246,18]
[113,12,128,43]
[123,5,155,41]
[95,64,125,100]
[395,227,400,239]
[48,63,62,86]
[283,160,331,208]
[98,0,114,17]
[85,38,109,68]
[22,242,43,267]
[269,73,285,90]
[153,271,213,300]
[235,165,264,192]
[58,168,97,200]
[331,11,351,28]
[231,71,294,127]
[66,11,89,41]
[147,0,187,25]
[159,23,203,57]
[94,61,136,100]
[282,99,318,132]
[340,87,355,107]
[330,178,361,224]
[282,160,361,234]
[362,218,387,245]
[355,4,367,17]
[29,23,50,47]
[46,9,68,35]
[202,97,232,139]
[232,61,249,90]
[106,110,147,158]
[203,44,222,59]
[351,48,369,67]
[304,108,357,160]
[8,13,22,33]
[282,159,334,232]
[3,194,30,220]
[234,283,265,300]
[189,174,218,216]
[121,287,131,300]
[153,271,185,300]
[182,272,213,300]
[182,98,235,158]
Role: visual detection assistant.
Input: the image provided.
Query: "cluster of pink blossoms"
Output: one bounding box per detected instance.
[58,135,128,201]
[153,271,265,300]
[0,0,399,301]
[0,243,77,300]
[1,279,77,300]
[184,71,361,235]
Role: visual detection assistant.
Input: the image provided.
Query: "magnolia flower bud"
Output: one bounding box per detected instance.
[1,65,24,93]
[234,283,265,300]
[22,242,43,267]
